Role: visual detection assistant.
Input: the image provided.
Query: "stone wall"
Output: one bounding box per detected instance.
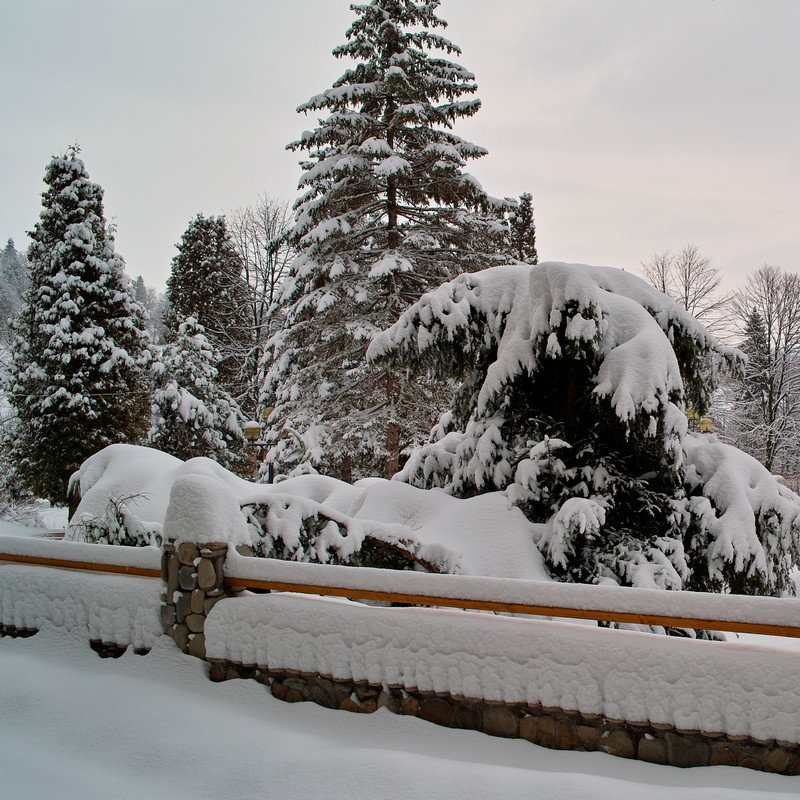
[0,622,38,639]
[207,657,800,775]
[156,541,800,775]
[0,622,150,658]
[160,541,230,659]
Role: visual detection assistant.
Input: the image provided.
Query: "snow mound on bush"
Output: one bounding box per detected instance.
[369,261,732,445]
[684,434,800,589]
[163,474,252,546]
[67,445,548,580]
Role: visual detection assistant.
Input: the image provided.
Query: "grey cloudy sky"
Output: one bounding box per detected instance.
[1,0,798,290]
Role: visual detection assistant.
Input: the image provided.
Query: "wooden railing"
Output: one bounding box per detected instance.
[0,551,160,578]
[3,536,800,639]
[221,574,800,638]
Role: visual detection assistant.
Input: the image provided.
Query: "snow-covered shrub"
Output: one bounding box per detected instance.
[243,495,458,573]
[0,494,47,528]
[71,444,552,576]
[682,434,800,595]
[370,261,800,595]
[0,412,56,528]
[70,493,162,548]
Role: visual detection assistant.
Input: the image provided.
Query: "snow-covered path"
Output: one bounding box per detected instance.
[1,629,797,799]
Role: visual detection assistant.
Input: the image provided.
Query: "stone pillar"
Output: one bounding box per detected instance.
[161,540,230,659]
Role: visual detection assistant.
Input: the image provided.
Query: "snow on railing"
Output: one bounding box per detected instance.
[224,550,800,638]
[3,535,799,639]
[0,535,161,576]
[0,536,162,649]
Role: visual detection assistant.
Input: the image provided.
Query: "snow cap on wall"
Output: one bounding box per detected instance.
[162,473,251,546]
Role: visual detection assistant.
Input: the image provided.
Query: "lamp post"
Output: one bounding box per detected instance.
[243,409,271,480]
[243,407,313,482]
[687,407,714,434]
[243,420,262,443]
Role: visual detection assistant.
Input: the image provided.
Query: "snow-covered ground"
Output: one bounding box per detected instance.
[1,628,798,800]
[0,506,68,539]
[3,514,800,794]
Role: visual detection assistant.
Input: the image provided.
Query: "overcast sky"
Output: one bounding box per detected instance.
[1,0,798,290]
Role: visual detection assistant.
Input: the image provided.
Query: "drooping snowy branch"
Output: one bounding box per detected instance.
[369,262,797,596]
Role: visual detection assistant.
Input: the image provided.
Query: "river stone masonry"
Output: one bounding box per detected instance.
[207,657,800,775]
[0,623,38,638]
[157,532,800,774]
[161,540,230,659]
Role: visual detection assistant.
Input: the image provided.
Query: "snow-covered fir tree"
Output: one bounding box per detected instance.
[132,275,167,344]
[508,193,538,265]
[149,316,247,472]
[165,214,252,404]
[262,0,514,481]
[0,238,30,340]
[3,148,151,504]
[369,262,800,598]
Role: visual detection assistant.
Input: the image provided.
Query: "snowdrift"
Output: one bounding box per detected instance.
[68,444,549,580]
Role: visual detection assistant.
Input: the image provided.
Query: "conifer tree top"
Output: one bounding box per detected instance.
[165,213,249,336]
[29,147,114,259]
[286,0,507,265]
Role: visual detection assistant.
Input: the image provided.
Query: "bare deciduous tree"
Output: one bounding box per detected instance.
[641,244,732,334]
[227,194,294,410]
[641,249,673,295]
[721,264,800,477]
[228,194,293,337]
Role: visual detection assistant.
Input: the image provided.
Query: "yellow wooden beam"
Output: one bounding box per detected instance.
[4,551,800,639]
[0,552,160,579]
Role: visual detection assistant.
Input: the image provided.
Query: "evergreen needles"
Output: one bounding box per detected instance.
[3,148,152,503]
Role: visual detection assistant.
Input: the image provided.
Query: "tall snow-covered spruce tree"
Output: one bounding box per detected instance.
[369,262,800,598]
[0,238,30,340]
[4,148,151,504]
[148,317,247,472]
[508,192,538,265]
[262,0,514,481]
[165,214,252,404]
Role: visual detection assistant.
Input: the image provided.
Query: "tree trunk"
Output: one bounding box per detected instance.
[383,371,401,479]
[384,421,401,479]
[340,454,353,484]
[385,97,399,250]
